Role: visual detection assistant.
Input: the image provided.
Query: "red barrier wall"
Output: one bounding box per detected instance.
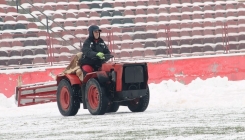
[1,55,245,98]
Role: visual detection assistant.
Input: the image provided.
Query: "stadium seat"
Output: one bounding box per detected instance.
[181,14,191,22]
[125,1,135,9]
[214,37,223,45]
[22,49,34,56]
[203,45,215,55]
[136,1,146,9]
[0,60,7,68]
[192,22,202,30]
[179,39,191,48]
[0,42,11,49]
[112,11,123,17]
[215,44,225,54]
[229,44,238,53]
[67,4,78,13]
[120,51,131,60]
[101,2,113,9]
[0,50,8,57]
[79,3,90,11]
[155,49,168,58]
[2,24,13,30]
[7,59,19,67]
[90,3,100,9]
[144,42,157,50]
[58,55,70,63]
[238,26,245,36]
[111,19,122,25]
[228,28,238,36]
[156,41,167,49]
[120,43,133,52]
[131,50,144,59]
[9,50,21,57]
[191,46,203,56]
[34,49,46,55]
[192,38,203,46]
[170,0,181,7]
[55,5,67,13]
[181,0,192,6]
[12,41,23,48]
[100,11,111,18]
[121,34,132,42]
[26,31,38,38]
[215,12,225,19]
[238,43,245,52]
[193,14,203,22]
[66,13,77,21]
[181,6,192,15]
[171,48,181,57]
[132,33,144,41]
[132,42,144,51]
[203,38,214,46]
[59,47,70,54]
[6,7,18,17]
[144,49,155,58]
[180,47,191,57]
[226,11,237,19]
[16,10,26,21]
[52,13,64,22]
[238,35,245,43]
[156,32,166,39]
[113,2,124,9]
[204,13,213,20]
[14,23,26,30]
[33,57,46,65]
[13,32,25,39]
[204,21,214,29]
[214,4,226,13]
[20,58,33,66]
[145,33,157,41]
[147,8,157,16]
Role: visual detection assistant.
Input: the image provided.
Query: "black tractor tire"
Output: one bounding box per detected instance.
[128,86,150,112]
[106,102,120,113]
[85,78,109,115]
[57,79,80,116]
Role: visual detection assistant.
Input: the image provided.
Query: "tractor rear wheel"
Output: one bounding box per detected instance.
[85,78,109,115]
[57,79,80,116]
[106,102,120,113]
[128,86,150,112]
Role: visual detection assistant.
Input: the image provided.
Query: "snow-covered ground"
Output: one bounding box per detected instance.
[1,77,245,140]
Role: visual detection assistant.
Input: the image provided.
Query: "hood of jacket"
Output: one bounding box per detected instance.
[88,25,101,40]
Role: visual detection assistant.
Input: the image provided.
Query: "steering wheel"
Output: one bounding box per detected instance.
[101,54,114,63]
[92,54,114,62]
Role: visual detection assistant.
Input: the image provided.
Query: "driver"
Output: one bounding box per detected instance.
[79,25,111,75]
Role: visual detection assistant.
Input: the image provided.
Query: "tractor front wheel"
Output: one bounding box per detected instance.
[128,86,150,112]
[57,79,80,116]
[85,78,109,115]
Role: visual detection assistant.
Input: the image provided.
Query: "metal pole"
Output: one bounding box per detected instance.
[16,0,19,13]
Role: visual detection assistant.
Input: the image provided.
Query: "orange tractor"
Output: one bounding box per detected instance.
[16,54,150,115]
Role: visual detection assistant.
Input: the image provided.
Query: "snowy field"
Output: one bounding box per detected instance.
[1,77,245,140]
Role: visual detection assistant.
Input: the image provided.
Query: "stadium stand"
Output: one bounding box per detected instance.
[0,0,244,69]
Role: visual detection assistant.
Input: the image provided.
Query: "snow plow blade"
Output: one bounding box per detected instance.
[15,81,57,107]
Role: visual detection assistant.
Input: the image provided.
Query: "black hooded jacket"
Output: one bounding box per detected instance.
[80,25,110,69]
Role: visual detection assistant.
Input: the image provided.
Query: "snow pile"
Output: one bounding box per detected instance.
[0,94,16,108]
[149,76,245,109]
